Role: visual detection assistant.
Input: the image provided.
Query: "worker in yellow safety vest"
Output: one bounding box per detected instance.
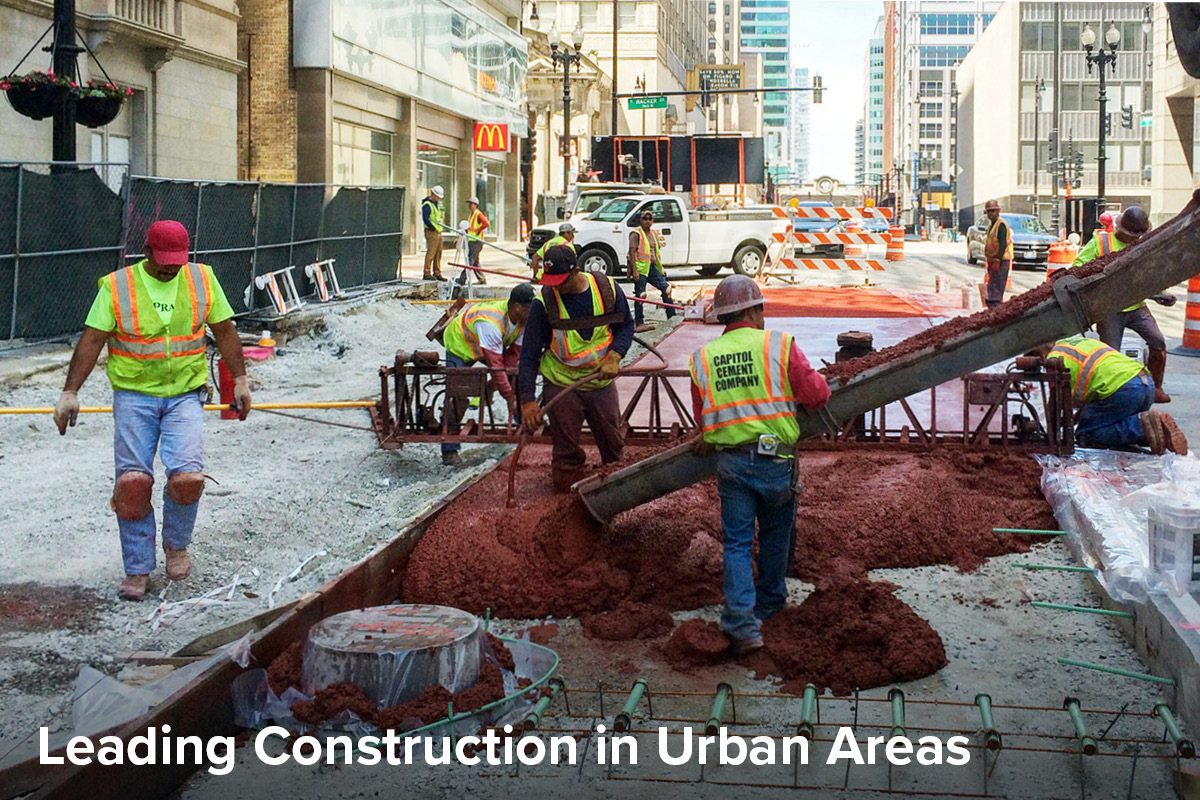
[421,185,446,281]
[440,284,535,466]
[52,220,251,602]
[983,199,1013,308]
[518,244,634,491]
[627,209,678,327]
[465,195,490,285]
[1036,336,1186,455]
[1072,206,1176,403]
[529,222,577,282]
[688,275,830,655]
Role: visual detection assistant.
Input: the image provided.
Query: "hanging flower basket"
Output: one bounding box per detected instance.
[75,81,133,128]
[1,71,71,121]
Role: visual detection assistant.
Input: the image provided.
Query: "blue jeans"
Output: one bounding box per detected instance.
[113,389,205,575]
[1077,374,1154,449]
[633,264,676,325]
[715,450,797,641]
[442,352,468,454]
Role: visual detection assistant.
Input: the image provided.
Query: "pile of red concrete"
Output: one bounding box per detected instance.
[403,446,1054,693]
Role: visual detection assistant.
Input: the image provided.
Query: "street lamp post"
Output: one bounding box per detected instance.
[950,81,959,236]
[549,22,584,194]
[1033,77,1044,221]
[1082,22,1120,224]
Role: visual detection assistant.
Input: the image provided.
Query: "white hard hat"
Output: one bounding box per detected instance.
[467,196,479,205]
[712,274,764,317]
[559,222,576,234]
[432,185,445,198]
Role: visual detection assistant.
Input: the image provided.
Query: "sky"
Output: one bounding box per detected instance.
[792,0,884,182]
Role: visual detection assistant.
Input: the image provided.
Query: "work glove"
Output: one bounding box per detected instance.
[54,390,79,435]
[1152,293,1178,307]
[232,376,253,421]
[521,401,544,432]
[598,352,622,380]
[691,432,713,456]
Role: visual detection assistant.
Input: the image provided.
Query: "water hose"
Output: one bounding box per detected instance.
[504,334,670,508]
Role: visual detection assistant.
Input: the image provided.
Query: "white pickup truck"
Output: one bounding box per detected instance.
[529,195,790,277]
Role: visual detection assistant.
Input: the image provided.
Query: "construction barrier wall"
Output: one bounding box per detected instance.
[0,162,406,341]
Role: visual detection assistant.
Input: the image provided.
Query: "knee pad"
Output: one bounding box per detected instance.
[167,472,206,505]
[112,472,154,520]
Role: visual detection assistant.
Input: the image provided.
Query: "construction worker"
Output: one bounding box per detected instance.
[529,222,577,282]
[1037,336,1186,455]
[440,284,535,467]
[421,185,446,282]
[628,209,677,328]
[982,199,1012,308]
[52,220,251,602]
[519,244,634,491]
[1073,207,1176,403]
[689,275,830,655]
[465,196,489,285]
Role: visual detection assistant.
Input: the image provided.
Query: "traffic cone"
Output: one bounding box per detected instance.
[1174,274,1200,356]
[920,226,928,242]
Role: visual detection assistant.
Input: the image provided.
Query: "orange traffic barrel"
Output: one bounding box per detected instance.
[1181,275,1200,353]
[844,220,863,257]
[886,227,905,261]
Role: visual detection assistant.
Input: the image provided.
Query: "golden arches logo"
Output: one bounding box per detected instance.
[474,123,508,152]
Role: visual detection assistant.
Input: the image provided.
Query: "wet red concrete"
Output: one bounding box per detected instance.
[0,584,105,633]
[664,619,730,668]
[582,601,675,641]
[267,641,304,696]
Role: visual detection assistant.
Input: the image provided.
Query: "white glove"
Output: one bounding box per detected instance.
[54,390,80,435]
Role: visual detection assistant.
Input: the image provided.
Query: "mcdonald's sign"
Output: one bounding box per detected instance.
[473,123,509,152]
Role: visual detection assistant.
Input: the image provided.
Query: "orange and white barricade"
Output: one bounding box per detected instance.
[254,266,305,316]
[765,207,893,280]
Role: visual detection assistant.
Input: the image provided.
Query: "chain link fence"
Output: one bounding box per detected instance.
[0,162,406,342]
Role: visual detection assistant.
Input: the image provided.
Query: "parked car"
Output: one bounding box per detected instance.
[966,213,1058,269]
[528,195,791,278]
[789,201,845,259]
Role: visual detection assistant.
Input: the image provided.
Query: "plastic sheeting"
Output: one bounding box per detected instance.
[1037,449,1200,602]
[232,635,558,741]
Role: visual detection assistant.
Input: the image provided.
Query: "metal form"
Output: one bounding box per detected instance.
[577,193,1200,523]
[304,259,345,302]
[253,266,305,316]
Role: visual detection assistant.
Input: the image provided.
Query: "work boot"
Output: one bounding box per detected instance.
[164,547,192,581]
[1160,413,1189,456]
[1147,349,1171,403]
[551,466,588,494]
[729,634,764,657]
[1140,411,1166,455]
[118,574,149,602]
[442,451,463,467]
[635,323,655,333]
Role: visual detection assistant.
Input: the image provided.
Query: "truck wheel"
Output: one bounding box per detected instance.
[731,244,766,277]
[966,245,977,265]
[579,248,615,276]
[696,264,722,277]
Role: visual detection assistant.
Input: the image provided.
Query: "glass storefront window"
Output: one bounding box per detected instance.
[417,143,457,220]
[333,121,392,185]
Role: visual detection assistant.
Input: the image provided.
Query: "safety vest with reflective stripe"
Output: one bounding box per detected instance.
[533,235,576,281]
[422,197,443,231]
[443,300,520,363]
[985,216,1014,260]
[1091,231,1143,313]
[1049,336,1146,406]
[537,273,617,391]
[468,209,488,236]
[103,261,214,397]
[689,327,801,449]
[632,228,664,276]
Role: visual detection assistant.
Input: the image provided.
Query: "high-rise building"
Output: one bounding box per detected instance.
[788,67,811,183]
[855,119,866,187]
[957,2,1152,233]
[894,1,1003,226]
[740,0,790,181]
[863,17,886,193]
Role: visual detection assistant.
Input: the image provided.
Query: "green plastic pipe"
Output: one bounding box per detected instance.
[797,683,818,740]
[888,688,906,739]
[614,679,647,732]
[705,683,733,735]
[523,678,565,732]
[975,694,1002,751]
[1058,658,1176,686]
[994,528,1066,535]
[1015,563,1093,573]
[1063,697,1098,755]
[1154,704,1197,759]
[1032,601,1133,619]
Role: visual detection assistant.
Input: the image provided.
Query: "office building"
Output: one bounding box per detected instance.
[863,17,886,194]
[788,67,810,183]
[739,0,789,181]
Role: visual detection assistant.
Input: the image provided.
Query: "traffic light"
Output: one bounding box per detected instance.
[812,74,823,104]
[1121,105,1134,129]
[1103,113,1112,136]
